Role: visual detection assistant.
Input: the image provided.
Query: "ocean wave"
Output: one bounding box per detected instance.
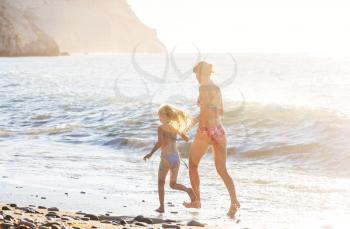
[31,114,52,120]
[103,137,150,149]
[233,143,320,159]
[101,102,350,174]
[3,93,348,177]
[28,123,83,135]
[223,102,347,125]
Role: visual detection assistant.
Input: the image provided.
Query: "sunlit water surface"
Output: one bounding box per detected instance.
[1,54,350,228]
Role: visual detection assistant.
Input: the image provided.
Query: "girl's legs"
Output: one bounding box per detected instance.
[156,161,169,213]
[212,137,240,216]
[169,166,196,202]
[184,134,210,208]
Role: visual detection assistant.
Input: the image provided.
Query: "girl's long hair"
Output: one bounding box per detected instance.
[158,104,192,133]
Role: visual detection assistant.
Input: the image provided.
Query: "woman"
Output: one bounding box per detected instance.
[183,61,240,216]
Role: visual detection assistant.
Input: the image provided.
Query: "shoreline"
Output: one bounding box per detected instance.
[0,202,208,229]
[0,179,241,229]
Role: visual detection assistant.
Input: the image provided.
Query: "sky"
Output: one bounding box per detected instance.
[128,0,350,56]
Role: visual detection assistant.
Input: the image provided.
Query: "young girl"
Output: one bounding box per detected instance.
[143,104,196,213]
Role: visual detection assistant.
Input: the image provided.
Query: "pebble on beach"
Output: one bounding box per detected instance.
[162,223,181,229]
[134,215,153,224]
[2,206,10,210]
[187,220,206,227]
[47,207,59,212]
[0,203,204,229]
[84,214,99,221]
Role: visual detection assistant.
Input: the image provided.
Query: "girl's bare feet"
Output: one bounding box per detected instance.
[183,200,201,209]
[155,206,164,213]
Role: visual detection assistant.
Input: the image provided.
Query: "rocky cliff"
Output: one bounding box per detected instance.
[4,0,164,54]
[0,1,59,56]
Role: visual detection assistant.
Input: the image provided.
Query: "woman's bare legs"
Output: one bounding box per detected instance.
[156,162,169,213]
[184,134,210,208]
[169,166,196,202]
[212,137,240,216]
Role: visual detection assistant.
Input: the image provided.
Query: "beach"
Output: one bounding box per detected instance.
[1,53,350,228]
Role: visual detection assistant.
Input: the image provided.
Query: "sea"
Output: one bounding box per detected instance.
[0,53,350,228]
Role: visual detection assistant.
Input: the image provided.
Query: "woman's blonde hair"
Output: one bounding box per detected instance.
[193,61,213,75]
[158,104,191,133]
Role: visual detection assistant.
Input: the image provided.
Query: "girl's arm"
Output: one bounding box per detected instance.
[143,127,163,160]
[143,142,160,160]
[179,116,199,142]
[179,132,190,142]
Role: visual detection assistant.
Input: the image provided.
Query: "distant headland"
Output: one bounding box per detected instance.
[0,0,164,57]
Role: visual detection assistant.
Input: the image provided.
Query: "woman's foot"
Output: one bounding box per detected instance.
[234,199,240,209]
[155,206,164,213]
[227,202,239,217]
[183,200,201,209]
